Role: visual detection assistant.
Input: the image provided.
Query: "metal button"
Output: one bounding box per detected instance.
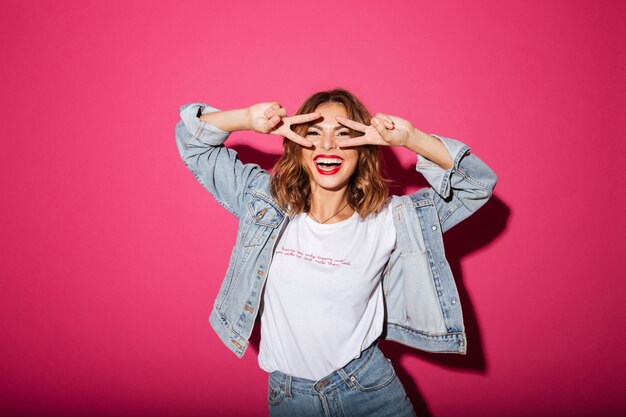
[431,225,437,231]
[256,208,267,220]
[350,376,356,381]
[451,298,457,305]
[440,261,445,267]
[257,269,265,276]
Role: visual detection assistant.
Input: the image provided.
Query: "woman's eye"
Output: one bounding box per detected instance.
[306,130,349,136]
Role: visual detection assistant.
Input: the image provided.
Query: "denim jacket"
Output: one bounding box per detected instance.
[175,102,497,358]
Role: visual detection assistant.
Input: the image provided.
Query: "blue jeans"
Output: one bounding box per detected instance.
[267,342,417,417]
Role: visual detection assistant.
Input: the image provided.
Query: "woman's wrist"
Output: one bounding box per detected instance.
[404,126,426,153]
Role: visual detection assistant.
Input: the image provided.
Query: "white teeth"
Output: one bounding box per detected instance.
[315,158,343,164]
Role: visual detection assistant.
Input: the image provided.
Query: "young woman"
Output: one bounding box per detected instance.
[175,88,497,416]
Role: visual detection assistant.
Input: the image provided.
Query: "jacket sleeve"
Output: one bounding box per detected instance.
[175,102,268,218]
[416,134,498,233]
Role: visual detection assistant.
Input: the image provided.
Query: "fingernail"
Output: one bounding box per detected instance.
[372,118,379,125]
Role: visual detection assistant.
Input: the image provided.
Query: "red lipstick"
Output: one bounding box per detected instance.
[313,154,344,176]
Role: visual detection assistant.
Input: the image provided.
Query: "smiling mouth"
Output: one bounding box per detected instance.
[314,155,343,175]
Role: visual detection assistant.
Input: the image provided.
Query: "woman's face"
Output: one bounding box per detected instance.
[301,103,359,192]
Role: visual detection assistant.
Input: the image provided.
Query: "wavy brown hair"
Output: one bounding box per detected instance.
[270,88,390,219]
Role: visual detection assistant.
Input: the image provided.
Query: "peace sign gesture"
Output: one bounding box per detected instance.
[335,113,416,148]
[247,102,320,147]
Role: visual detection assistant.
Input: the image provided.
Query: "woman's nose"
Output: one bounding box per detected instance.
[317,133,337,151]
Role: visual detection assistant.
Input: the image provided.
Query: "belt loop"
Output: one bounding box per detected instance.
[285,374,292,399]
[337,368,356,390]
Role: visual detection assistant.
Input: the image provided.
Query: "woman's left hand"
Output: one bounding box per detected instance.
[335,113,416,148]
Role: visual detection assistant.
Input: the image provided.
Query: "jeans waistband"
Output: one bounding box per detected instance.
[268,341,380,396]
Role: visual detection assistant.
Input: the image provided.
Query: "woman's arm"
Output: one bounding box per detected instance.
[198,107,251,133]
[336,113,497,232]
[412,133,497,233]
[175,102,320,217]
[430,150,497,233]
[201,103,317,145]
[175,103,265,218]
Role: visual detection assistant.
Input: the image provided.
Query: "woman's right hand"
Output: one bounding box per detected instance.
[246,102,320,147]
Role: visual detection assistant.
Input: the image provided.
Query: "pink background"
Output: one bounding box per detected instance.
[1,0,625,416]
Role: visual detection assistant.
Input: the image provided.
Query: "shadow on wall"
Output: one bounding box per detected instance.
[234,144,510,417]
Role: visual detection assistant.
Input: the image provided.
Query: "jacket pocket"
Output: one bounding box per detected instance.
[242,193,284,247]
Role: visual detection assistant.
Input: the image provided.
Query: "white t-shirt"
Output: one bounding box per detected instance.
[258,203,396,380]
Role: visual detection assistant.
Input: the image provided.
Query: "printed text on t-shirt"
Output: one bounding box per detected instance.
[275,246,351,267]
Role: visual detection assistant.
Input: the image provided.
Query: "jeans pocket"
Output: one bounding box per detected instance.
[351,351,397,392]
[268,376,286,406]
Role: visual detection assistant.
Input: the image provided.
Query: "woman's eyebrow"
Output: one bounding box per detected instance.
[309,124,348,130]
